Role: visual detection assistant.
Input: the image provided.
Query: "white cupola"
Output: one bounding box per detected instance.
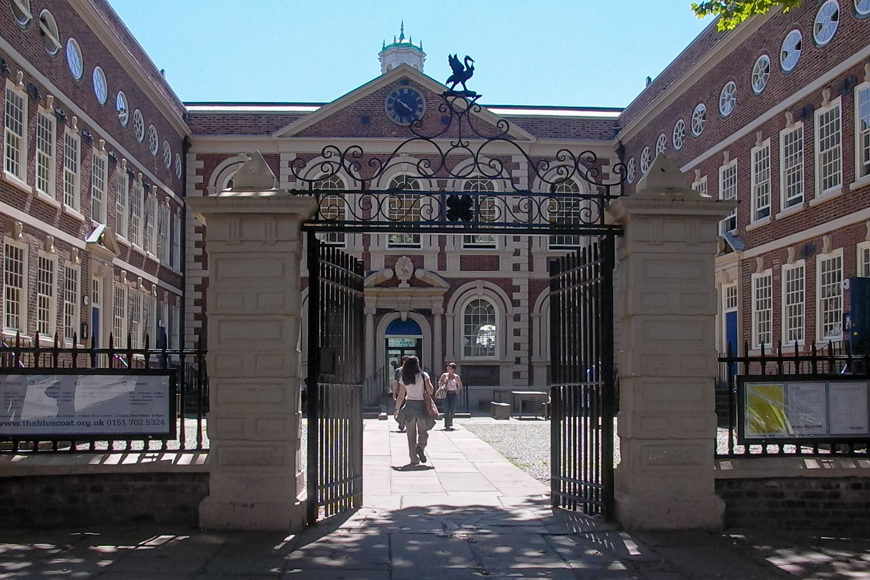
[379,22,425,74]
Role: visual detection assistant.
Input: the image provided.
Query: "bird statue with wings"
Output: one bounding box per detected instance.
[445,54,476,96]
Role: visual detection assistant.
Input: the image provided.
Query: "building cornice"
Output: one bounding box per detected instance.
[616,11,777,142]
[74,0,190,137]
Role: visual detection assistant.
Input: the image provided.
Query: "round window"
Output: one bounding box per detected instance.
[92,66,108,105]
[691,103,706,137]
[719,81,737,117]
[780,29,802,72]
[11,0,32,27]
[626,158,636,184]
[38,10,60,56]
[640,147,651,175]
[116,91,128,126]
[148,125,159,156]
[162,141,171,168]
[66,38,83,80]
[175,153,183,180]
[751,55,770,94]
[656,133,667,156]
[813,0,840,46]
[856,0,870,17]
[672,119,686,151]
[133,109,144,142]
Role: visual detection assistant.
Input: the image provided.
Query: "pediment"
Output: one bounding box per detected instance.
[85,224,120,259]
[273,64,534,142]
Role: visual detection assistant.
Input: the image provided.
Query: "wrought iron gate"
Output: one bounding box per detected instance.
[549,237,616,520]
[305,234,365,526]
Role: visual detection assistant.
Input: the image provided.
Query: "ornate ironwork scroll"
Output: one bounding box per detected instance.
[293,67,626,236]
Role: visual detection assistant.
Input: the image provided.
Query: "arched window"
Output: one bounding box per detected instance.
[388,175,420,247]
[463,298,496,358]
[315,175,346,246]
[462,177,497,249]
[548,178,584,249]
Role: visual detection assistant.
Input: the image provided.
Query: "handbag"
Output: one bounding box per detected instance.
[424,392,440,418]
[434,385,447,399]
[423,378,440,418]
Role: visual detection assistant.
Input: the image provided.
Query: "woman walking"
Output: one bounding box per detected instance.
[438,362,463,430]
[394,356,435,467]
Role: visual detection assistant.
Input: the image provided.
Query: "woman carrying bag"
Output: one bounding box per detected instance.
[394,356,436,467]
[437,362,463,430]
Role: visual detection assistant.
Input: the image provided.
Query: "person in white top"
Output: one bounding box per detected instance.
[437,362,463,430]
[393,356,435,467]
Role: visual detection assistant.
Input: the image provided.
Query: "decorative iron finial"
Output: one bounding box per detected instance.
[445,54,476,96]
[399,21,405,41]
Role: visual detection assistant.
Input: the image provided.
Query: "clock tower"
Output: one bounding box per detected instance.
[379,22,426,74]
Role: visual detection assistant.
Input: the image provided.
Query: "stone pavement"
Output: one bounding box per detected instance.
[1,417,869,578]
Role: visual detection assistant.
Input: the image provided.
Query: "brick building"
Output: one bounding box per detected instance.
[0,0,185,356]
[2,1,869,395]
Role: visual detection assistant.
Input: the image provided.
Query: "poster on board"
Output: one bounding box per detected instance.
[829,382,869,436]
[0,370,175,439]
[739,376,870,442]
[786,382,827,435]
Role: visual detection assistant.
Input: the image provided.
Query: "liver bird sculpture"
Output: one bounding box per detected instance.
[446,54,475,93]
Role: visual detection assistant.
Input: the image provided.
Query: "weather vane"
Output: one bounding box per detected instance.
[445,54,477,97]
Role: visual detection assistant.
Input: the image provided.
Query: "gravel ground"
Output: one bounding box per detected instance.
[460,420,552,483]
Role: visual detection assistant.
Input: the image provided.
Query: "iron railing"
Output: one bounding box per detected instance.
[0,332,208,454]
[716,341,870,458]
[549,239,616,520]
[306,237,365,526]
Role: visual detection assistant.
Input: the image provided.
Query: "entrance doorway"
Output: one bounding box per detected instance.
[385,318,423,374]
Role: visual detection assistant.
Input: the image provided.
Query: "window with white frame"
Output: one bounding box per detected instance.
[817,250,843,341]
[129,180,142,246]
[147,195,158,255]
[116,169,128,238]
[815,98,842,196]
[856,82,870,180]
[315,175,346,246]
[463,177,497,249]
[145,291,156,343]
[170,302,180,349]
[130,288,142,348]
[387,175,421,248]
[63,130,81,210]
[724,283,738,312]
[4,82,27,182]
[780,123,804,209]
[751,139,771,222]
[692,175,707,196]
[782,261,805,345]
[751,269,773,348]
[719,160,737,234]
[63,264,79,343]
[143,193,156,254]
[462,298,497,358]
[549,179,584,249]
[36,254,56,337]
[171,211,181,269]
[858,241,870,277]
[159,203,170,263]
[91,152,108,223]
[3,240,27,333]
[113,283,127,343]
[35,109,56,197]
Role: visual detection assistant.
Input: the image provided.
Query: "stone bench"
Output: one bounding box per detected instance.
[490,401,511,420]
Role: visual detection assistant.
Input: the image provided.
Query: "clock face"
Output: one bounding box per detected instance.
[385,87,425,125]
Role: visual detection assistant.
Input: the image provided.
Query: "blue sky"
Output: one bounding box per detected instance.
[107,1,714,108]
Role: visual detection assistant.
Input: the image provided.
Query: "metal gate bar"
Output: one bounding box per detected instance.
[549,238,615,520]
[306,234,365,526]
